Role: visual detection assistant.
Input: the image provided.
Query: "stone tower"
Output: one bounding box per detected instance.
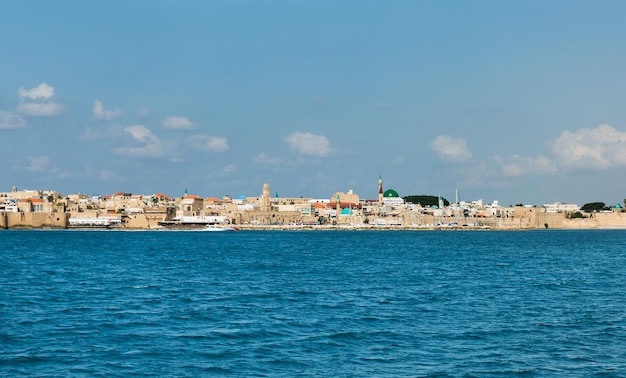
[260,183,271,212]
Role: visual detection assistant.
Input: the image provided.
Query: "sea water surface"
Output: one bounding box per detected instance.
[1,229,625,376]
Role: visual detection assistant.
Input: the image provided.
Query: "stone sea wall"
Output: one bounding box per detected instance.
[536,211,626,229]
[2,210,626,230]
[2,212,69,229]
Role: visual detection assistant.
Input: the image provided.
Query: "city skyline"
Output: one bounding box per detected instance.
[3,2,626,206]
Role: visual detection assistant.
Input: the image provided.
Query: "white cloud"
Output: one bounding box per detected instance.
[191,134,229,152]
[0,111,27,129]
[93,100,122,120]
[431,135,472,162]
[124,124,156,141]
[26,155,50,172]
[550,124,626,169]
[115,125,164,158]
[254,152,283,166]
[17,102,63,117]
[500,155,558,177]
[16,83,63,116]
[284,131,335,157]
[18,83,54,100]
[163,116,194,130]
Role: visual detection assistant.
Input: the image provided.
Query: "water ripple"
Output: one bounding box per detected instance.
[1,229,625,376]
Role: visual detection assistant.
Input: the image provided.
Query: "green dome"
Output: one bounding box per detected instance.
[383,189,399,198]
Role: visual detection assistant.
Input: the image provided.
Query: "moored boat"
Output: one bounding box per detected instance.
[203,224,238,232]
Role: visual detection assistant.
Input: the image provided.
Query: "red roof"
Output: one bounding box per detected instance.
[154,193,172,200]
[20,198,44,203]
[328,202,362,209]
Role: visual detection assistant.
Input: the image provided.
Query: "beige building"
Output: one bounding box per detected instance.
[331,189,360,207]
[542,201,579,213]
[100,192,148,214]
[17,198,54,213]
[180,195,204,216]
[0,186,42,201]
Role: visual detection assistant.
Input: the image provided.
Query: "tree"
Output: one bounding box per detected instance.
[403,195,450,207]
[580,202,606,213]
[568,211,586,219]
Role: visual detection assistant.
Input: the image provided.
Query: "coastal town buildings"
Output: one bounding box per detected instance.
[2,179,626,230]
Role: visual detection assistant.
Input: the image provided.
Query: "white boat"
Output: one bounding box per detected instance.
[202,224,238,232]
[69,217,122,228]
[159,215,228,229]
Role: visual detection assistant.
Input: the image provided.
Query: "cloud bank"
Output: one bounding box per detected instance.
[484,124,626,178]
[550,124,626,169]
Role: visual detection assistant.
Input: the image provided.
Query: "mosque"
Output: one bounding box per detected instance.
[378,174,404,208]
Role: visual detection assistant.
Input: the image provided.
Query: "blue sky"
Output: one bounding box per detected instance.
[2,1,626,206]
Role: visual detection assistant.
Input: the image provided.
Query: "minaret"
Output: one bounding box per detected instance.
[378,174,383,204]
[260,183,271,212]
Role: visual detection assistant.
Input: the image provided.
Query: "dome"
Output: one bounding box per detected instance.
[383,189,399,198]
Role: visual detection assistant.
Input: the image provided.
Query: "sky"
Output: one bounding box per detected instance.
[2,1,626,206]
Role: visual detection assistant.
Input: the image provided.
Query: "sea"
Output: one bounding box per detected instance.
[1,229,625,377]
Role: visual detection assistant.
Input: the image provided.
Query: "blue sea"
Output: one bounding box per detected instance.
[1,229,625,376]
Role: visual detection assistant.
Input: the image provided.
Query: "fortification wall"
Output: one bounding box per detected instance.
[124,213,164,229]
[534,211,626,229]
[3,208,626,230]
[591,212,626,228]
[4,212,69,229]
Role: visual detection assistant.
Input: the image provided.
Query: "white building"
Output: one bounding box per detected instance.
[542,201,579,213]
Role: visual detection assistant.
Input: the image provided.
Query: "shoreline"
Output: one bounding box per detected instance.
[4,224,626,231]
